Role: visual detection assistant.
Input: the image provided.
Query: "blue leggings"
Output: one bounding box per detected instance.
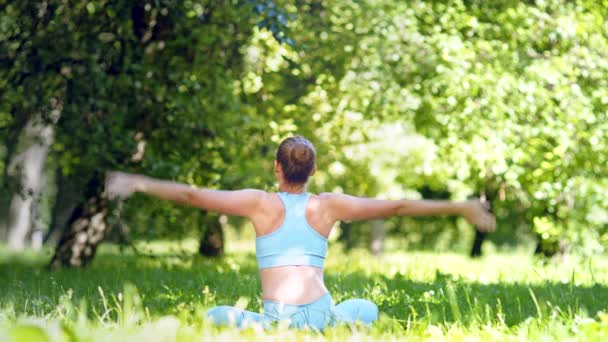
[205,294,378,330]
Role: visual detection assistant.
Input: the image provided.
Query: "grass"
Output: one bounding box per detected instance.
[1,236,608,341]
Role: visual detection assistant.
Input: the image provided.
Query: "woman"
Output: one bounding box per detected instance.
[105,136,495,330]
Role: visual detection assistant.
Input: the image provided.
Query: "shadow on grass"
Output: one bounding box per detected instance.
[0,250,606,327]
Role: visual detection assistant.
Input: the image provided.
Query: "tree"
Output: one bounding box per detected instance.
[1,0,292,266]
[3,0,607,264]
[279,0,608,255]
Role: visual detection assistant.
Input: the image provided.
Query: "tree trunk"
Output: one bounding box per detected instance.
[0,150,10,241]
[6,116,55,251]
[470,230,487,257]
[534,236,560,257]
[0,182,11,242]
[468,191,493,258]
[370,219,385,256]
[198,212,224,257]
[28,178,44,250]
[0,112,33,242]
[48,176,108,268]
[44,170,84,245]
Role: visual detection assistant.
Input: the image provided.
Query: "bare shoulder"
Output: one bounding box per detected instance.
[245,189,274,206]
[313,192,399,222]
[316,192,353,204]
[242,188,270,198]
[316,192,341,201]
[311,192,338,208]
[309,192,376,228]
[255,189,282,211]
[308,192,328,207]
[305,193,337,235]
[311,192,350,215]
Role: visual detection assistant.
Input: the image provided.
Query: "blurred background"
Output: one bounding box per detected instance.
[1,0,607,268]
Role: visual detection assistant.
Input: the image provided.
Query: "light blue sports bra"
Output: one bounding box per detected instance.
[256,192,328,269]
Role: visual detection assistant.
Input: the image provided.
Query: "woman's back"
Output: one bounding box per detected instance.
[253,192,333,304]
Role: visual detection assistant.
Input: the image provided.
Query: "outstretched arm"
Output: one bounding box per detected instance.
[105,172,264,218]
[321,193,496,232]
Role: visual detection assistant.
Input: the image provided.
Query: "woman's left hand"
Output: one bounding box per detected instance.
[462,199,496,232]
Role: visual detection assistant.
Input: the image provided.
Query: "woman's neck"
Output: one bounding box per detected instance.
[278,182,307,194]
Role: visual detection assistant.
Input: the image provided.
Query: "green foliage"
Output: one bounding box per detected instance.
[1,0,296,239]
[280,0,608,252]
[1,0,607,252]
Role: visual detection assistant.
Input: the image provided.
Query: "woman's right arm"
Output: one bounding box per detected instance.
[320,192,496,232]
[105,172,265,218]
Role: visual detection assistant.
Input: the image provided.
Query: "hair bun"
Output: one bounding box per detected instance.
[293,145,310,163]
[276,136,317,184]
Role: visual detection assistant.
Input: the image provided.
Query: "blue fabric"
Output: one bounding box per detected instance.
[205,294,378,330]
[256,192,328,269]
[263,294,337,330]
[334,298,379,324]
[204,305,264,328]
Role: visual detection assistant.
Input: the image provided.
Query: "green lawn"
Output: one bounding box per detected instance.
[1,239,608,341]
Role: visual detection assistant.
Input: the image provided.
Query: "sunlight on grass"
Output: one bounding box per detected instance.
[1,239,608,341]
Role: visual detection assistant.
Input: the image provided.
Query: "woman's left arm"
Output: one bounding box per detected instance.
[320,192,496,232]
[105,171,264,218]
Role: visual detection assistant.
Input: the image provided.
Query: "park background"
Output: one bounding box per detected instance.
[1,0,608,340]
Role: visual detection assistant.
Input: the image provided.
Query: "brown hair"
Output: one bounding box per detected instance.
[276,136,316,184]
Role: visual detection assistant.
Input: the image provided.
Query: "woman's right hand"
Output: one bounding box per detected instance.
[105,171,142,200]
